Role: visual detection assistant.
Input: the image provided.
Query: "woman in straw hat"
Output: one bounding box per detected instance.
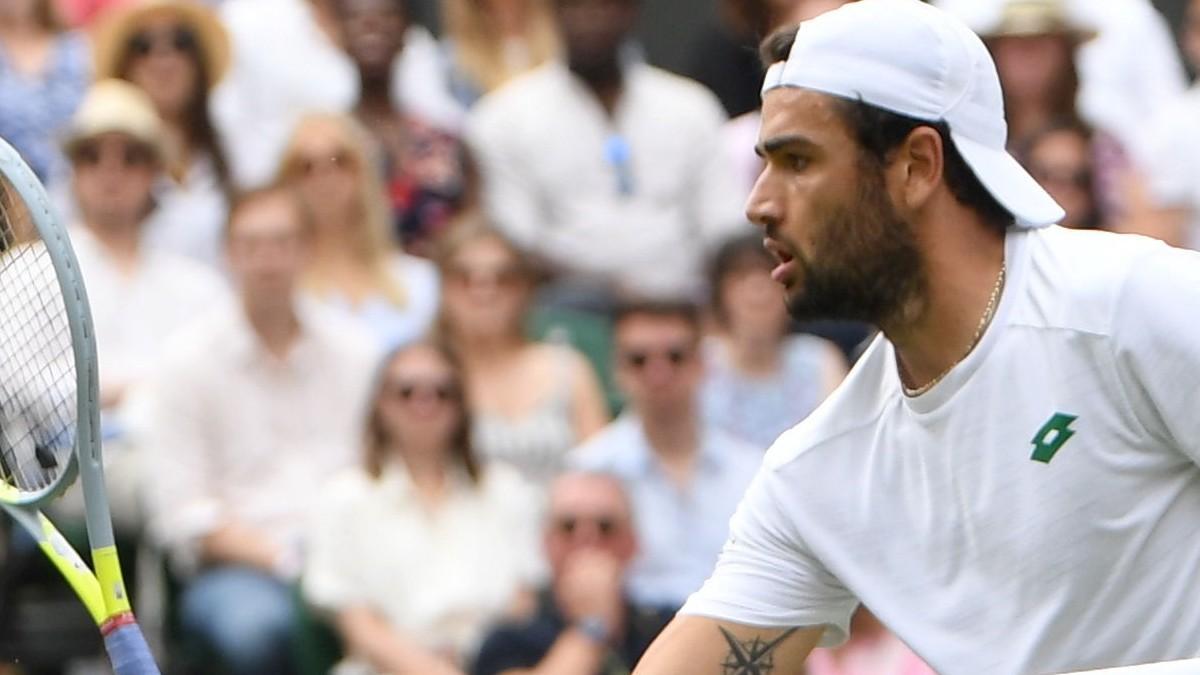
[92,0,232,269]
[0,0,89,182]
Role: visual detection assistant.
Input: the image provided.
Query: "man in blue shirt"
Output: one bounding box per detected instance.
[569,299,760,610]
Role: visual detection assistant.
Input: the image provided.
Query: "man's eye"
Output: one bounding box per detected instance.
[785,154,808,170]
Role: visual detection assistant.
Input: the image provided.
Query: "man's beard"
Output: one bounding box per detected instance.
[783,161,925,326]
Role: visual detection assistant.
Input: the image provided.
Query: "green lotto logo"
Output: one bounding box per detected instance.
[1031,413,1078,464]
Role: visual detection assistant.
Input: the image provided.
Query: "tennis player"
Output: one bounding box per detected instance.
[633,1,1200,674]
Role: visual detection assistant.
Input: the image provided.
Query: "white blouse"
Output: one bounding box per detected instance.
[304,462,544,672]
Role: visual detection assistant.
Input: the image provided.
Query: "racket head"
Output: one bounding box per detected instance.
[0,136,98,507]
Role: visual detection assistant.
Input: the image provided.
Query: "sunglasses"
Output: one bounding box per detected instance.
[1032,165,1091,190]
[292,150,356,177]
[384,378,458,404]
[447,265,525,290]
[619,344,693,370]
[71,142,155,169]
[128,26,198,57]
[553,515,621,538]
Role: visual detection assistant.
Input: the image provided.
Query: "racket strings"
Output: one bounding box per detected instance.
[0,175,76,495]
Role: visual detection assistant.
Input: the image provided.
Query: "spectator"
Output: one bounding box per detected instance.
[92,0,234,269]
[437,220,609,485]
[304,340,543,675]
[569,299,759,610]
[976,0,1142,231]
[212,0,461,189]
[936,0,1187,154]
[466,0,745,303]
[0,0,88,183]
[1018,119,1102,230]
[144,185,378,674]
[61,79,226,458]
[336,0,476,257]
[472,471,674,675]
[277,112,440,350]
[1134,0,1200,248]
[806,608,934,675]
[442,0,559,108]
[702,235,846,449]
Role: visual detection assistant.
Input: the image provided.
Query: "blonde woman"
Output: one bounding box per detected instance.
[442,0,558,107]
[278,112,439,350]
[436,220,608,485]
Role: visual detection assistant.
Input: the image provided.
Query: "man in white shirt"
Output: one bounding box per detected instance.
[59,80,228,527]
[466,0,745,302]
[634,2,1200,674]
[144,186,377,673]
[569,300,760,611]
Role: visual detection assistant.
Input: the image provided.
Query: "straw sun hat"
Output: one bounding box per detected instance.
[979,0,1097,42]
[92,0,231,90]
[62,79,168,164]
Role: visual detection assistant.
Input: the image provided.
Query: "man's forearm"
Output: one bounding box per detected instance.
[633,616,821,675]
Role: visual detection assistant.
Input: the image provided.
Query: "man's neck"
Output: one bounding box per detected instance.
[570,59,624,116]
[84,217,142,274]
[641,403,700,484]
[244,299,301,359]
[883,223,1007,392]
[357,71,393,114]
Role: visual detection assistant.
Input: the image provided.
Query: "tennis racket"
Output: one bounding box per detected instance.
[0,136,159,674]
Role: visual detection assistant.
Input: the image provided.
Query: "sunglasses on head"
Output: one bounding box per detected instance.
[620,344,693,370]
[385,378,458,404]
[554,514,620,538]
[128,26,198,57]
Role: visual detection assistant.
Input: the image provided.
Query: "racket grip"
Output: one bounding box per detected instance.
[103,618,161,675]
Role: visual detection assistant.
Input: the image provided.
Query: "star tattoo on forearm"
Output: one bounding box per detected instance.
[718,626,799,674]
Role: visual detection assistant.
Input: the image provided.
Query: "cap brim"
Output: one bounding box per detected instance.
[951,132,1065,229]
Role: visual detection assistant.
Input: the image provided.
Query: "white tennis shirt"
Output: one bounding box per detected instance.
[681,226,1200,674]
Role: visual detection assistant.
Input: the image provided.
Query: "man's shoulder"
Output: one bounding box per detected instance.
[1015,226,1174,337]
[566,415,643,472]
[468,63,562,126]
[761,336,898,471]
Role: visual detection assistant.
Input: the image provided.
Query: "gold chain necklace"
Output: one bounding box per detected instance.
[902,261,1006,397]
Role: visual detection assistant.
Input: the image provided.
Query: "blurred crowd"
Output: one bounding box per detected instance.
[0,0,1195,673]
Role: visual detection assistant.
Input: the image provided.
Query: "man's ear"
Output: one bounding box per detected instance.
[891,126,944,213]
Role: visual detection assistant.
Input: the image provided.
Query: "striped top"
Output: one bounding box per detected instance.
[471,345,577,485]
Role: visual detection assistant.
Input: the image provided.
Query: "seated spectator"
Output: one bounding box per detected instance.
[1018,119,1103,230]
[0,0,88,183]
[569,299,759,610]
[277,112,440,350]
[61,79,226,455]
[336,0,475,257]
[472,471,674,675]
[1134,0,1200,248]
[466,0,744,303]
[807,608,934,675]
[437,221,609,485]
[92,0,233,270]
[702,235,846,449]
[304,340,543,675]
[144,185,378,674]
[212,0,461,189]
[441,0,559,109]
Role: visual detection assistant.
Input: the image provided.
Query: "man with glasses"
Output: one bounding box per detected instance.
[472,471,674,675]
[568,300,760,612]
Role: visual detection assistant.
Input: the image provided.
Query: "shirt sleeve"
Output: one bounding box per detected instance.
[302,476,367,612]
[1111,242,1200,465]
[678,464,858,647]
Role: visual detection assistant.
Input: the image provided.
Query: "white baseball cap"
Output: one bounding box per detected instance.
[762,0,1065,229]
